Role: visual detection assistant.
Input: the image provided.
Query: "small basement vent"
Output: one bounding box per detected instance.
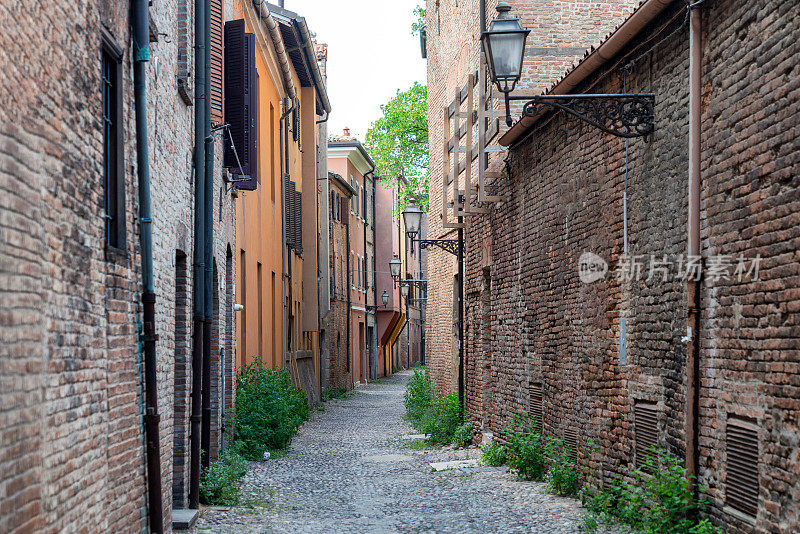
[529,382,543,430]
[726,420,759,518]
[634,402,659,470]
[563,427,579,461]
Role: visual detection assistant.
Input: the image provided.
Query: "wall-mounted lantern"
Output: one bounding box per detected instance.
[482,3,655,137]
[389,255,402,281]
[482,2,529,126]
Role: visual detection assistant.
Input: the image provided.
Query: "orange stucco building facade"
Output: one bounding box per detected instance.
[232,1,329,403]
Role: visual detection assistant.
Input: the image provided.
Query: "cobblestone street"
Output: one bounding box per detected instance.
[193,372,617,534]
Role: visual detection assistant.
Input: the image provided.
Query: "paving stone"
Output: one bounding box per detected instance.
[429,459,481,471]
[193,371,621,533]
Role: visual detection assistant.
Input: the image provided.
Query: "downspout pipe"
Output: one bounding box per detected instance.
[363,170,375,379]
[346,213,352,382]
[370,172,378,380]
[201,0,214,470]
[281,98,295,361]
[132,1,164,531]
[189,0,207,510]
[686,3,702,497]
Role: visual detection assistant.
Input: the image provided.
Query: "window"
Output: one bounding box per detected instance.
[210,0,224,122]
[176,0,192,104]
[270,103,275,201]
[271,271,277,364]
[257,262,263,355]
[102,30,125,250]
[362,185,368,221]
[224,20,257,190]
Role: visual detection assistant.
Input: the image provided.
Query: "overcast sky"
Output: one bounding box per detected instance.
[289,0,427,142]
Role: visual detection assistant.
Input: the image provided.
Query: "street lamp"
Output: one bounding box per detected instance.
[400,283,410,298]
[482,2,655,136]
[367,290,391,312]
[482,2,529,126]
[389,255,402,281]
[402,204,424,239]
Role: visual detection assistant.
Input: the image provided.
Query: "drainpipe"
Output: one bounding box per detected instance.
[189,0,207,510]
[686,4,702,497]
[201,0,214,470]
[346,212,352,382]
[458,217,465,411]
[371,173,378,380]
[132,1,164,531]
[281,99,295,362]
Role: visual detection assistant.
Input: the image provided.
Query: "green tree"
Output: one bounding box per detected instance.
[365,82,429,212]
[412,5,426,35]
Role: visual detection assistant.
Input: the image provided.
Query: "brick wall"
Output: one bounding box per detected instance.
[431,0,800,531]
[321,181,353,389]
[0,0,237,530]
[424,0,640,404]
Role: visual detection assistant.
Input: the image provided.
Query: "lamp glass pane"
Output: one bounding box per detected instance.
[402,206,423,235]
[487,30,525,78]
[389,258,401,278]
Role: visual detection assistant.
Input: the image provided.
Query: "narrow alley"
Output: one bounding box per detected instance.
[193,372,612,534]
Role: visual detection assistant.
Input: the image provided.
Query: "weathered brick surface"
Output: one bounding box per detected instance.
[322,178,354,389]
[424,0,640,409]
[0,0,236,530]
[428,0,800,532]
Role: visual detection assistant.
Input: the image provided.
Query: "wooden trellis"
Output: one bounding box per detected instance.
[442,57,505,229]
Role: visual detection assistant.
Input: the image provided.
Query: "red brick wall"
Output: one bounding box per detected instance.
[322,180,354,389]
[424,0,641,414]
[446,0,800,531]
[0,0,238,530]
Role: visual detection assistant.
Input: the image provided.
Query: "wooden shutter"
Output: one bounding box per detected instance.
[209,0,224,123]
[286,180,296,249]
[726,420,759,517]
[223,20,257,190]
[294,188,303,254]
[634,402,659,471]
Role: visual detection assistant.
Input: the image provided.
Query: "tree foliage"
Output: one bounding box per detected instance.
[365,82,429,212]
[412,5,426,35]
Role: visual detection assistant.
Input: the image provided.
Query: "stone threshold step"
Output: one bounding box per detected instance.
[172,508,199,531]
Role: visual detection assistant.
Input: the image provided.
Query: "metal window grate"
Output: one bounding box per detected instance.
[563,427,578,461]
[529,382,543,430]
[726,421,759,517]
[634,402,659,470]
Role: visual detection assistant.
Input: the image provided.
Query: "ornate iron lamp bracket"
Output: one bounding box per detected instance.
[509,93,655,138]
[418,238,460,256]
[398,279,428,290]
